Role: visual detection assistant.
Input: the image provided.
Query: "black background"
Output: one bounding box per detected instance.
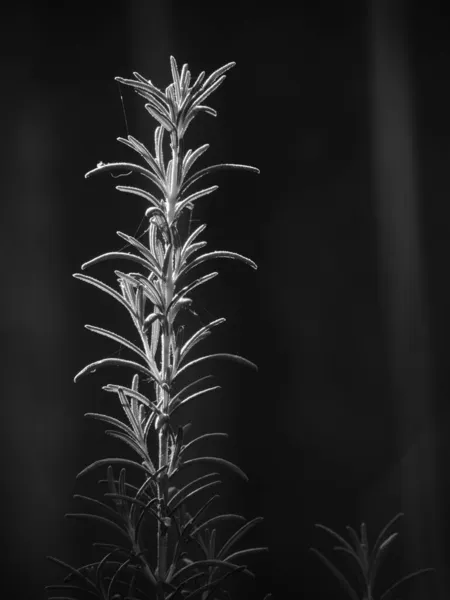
[1,1,450,599]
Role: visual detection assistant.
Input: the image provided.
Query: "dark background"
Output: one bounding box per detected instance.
[1,1,450,598]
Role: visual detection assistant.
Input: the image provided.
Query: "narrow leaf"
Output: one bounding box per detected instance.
[118,135,164,180]
[179,62,189,92]
[180,251,257,277]
[182,163,259,194]
[81,251,153,273]
[73,274,133,315]
[191,70,206,94]
[96,550,116,597]
[175,186,218,217]
[84,325,148,364]
[182,144,209,177]
[378,532,398,554]
[85,161,165,193]
[170,559,250,586]
[369,532,399,588]
[74,358,155,384]
[184,565,247,600]
[179,319,226,365]
[169,272,218,313]
[190,514,246,539]
[169,480,221,515]
[170,375,214,406]
[162,244,173,282]
[92,541,131,554]
[346,526,363,555]
[134,497,160,541]
[224,547,269,562]
[346,525,367,573]
[179,456,248,482]
[104,493,148,510]
[201,62,235,92]
[175,353,257,379]
[195,105,217,117]
[371,513,403,563]
[209,528,217,558]
[181,432,228,455]
[85,412,134,437]
[150,313,160,359]
[182,495,220,535]
[154,130,165,174]
[46,557,98,591]
[104,384,161,413]
[116,387,140,434]
[380,568,435,600]
[309,548,360,600]
[107,558,132,599]
[72,494,123,524]
[168,473,219,511]
[44,585,99,600]
[116,231,162,276]
[169,386,221,417]
[115,76,170,107]
[65,513,129,541]
[115,184,162,208]
[180,241,208,265]
[192,75,227,109]
[314,523,358,558]
[181,223,207,259]
[218,517,264,559]
[145,104,174,131]
[77,458,151,479]
[105,431,147,459]
[118,271,164,310]
[165,572,206,600]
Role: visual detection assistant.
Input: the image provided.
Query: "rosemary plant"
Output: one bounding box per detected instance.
[47,57,270,600]
[310,513,435,600]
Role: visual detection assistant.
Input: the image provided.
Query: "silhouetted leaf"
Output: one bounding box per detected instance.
[181,432,228,455]
[380,568,435,600]
[170,558,251,587]
[65,513,129,541]
[47,557,99,592]
[217,517,264,559]
[309,548,359,600]
[77,458,151,479]
[190,514,246,539]
[178,456,248,482]
[168,473,220,513]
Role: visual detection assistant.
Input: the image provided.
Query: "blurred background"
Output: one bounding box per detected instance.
[1,0,450,598]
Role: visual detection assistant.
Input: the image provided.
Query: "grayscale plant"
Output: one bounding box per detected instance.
[46,57,271,600]
[310,513,435,600]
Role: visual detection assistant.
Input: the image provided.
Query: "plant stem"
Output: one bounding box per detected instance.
[157,430,169,586]
[157,133,178,587]
[156,320,170,587]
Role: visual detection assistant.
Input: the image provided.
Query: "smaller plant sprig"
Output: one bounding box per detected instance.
[310,513,435,600]
[46,57,270,600]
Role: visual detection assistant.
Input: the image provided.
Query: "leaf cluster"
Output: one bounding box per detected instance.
[47,57,267,600]
[310,513,435,600]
